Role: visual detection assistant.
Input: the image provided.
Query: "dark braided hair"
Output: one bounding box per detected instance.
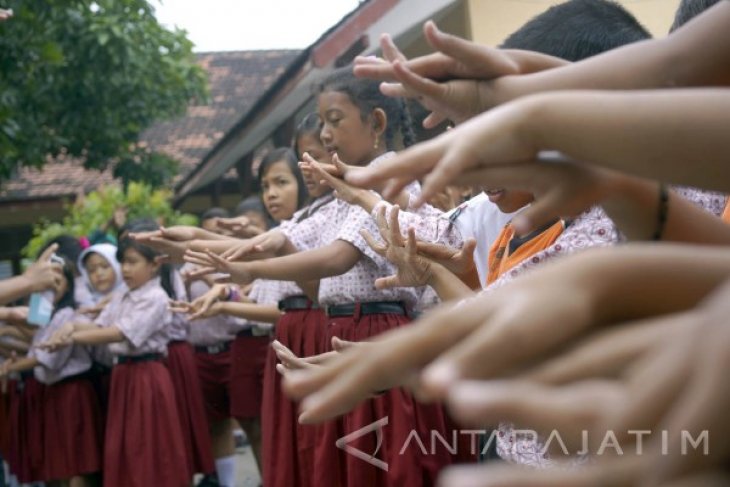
[116,219,175,299]
[316,66,416,150]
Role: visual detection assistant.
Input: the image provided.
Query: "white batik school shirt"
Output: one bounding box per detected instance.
[278,193,339,254]
[30,307,94,385]
[317,152,422,310]
[96,277,173,357]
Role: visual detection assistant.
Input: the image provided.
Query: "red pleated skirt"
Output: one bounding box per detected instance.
[315,312,460,487]
[166,341,215,476]
[262,307,328,487]
[103,360,189,487]
[41,376,103,480]
[230,333,270,419]
[194,347,232,421]
[8,376,45,483]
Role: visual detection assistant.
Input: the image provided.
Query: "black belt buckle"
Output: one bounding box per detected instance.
[195,342,231,355]
[278,295,312,311]
[236,328,254,338]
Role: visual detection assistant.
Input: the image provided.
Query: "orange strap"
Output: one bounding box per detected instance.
[722,201,730,224]
[487,221,564,285]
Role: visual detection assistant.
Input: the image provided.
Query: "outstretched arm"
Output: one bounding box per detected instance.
[202,302,283,324]
[350,89,730,209]
[185,240,362,285]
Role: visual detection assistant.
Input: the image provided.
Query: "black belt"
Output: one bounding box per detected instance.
[56,369,95,385]
[326,301,406,318]
[114,353,163,365]
[91,361,112,374]
[278,295,318,311]
[236,328,273,338]
[194,342,232,355]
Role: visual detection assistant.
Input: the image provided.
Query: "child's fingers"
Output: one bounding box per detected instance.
[406,227,418,255]
[526,316,683,386]
[447,379,624,450]
[186,266,217,280]
[352,55,399,81]
[423,111,448,130]
[204,249,230,267]
[418,143,477,208]
[380,33,407,63]
[225,245,251,262]
[301,350,341,365]
[183,249,211,266]
[379,81,412,99]
[311,159,346,191]
[374,275,401,290]
[373,205,391,243]
[331,336,357,352]
[388,205,405,247]
[381,177,413,202]
[288,302,487,422]
[437,458,640,487]
[391,60,447,102]
[415,241,453,260]
[37,243,59,263]
[422,20,518,79]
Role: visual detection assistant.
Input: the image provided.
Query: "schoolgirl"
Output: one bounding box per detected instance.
[41,234,189,487]
[3,258,102,485]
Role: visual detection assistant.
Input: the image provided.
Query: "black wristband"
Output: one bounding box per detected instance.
[651,183,669,241]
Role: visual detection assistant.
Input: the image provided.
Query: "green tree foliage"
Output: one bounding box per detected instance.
[23,182,198,259]
[0,0,207,186]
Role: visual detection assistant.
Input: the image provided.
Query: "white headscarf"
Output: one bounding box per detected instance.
[77,243,124,303]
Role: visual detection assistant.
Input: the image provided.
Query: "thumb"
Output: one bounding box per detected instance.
[374,275,400,290]
[332,153,348,177]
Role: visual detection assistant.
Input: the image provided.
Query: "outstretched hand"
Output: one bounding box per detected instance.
[215,216,266,239]
[361,205,434,289]
[184,249,254,285]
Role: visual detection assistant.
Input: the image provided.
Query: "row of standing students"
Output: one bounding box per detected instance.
[160,69,473,486]
[0,73,464,485]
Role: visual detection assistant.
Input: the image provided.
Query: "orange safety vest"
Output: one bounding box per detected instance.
[486,220,565,285]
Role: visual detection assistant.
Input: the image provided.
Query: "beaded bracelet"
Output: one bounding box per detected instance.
[651,183,669,241]
[225,285,240,302]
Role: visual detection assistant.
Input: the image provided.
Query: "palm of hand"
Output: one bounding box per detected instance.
[385,242,432,288]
